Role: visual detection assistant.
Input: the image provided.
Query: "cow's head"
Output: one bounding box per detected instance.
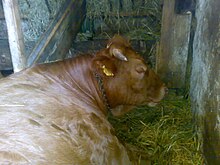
[93,35,167,116]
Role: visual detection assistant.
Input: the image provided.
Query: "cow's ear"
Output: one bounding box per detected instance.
[92,56,117,77]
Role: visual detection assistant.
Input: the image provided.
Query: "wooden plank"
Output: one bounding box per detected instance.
[0,39,13,70]
[190,0,220,164]
[156,0,192,88]
[81,11,160,19]
[2,0,26,72]
[27,0,86,66]
[0,0,3,19]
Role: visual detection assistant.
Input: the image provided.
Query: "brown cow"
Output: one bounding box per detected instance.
[0,35,167,165]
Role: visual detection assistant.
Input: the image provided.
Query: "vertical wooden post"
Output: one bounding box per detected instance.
[156,0,192,89]
[190,0,220,164]
[2,0,26,72]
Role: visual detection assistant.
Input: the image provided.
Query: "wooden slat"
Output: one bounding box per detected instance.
[2,0,26,72]
[0,0,3,19]
[84,12,159,19]
[0,39,12,70]
[156,0,192,88]
[27,0,86,66]
[190,0,220,164]
[0,10,4,19]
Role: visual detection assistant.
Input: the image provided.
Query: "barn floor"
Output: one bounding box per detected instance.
[108,91,204,164]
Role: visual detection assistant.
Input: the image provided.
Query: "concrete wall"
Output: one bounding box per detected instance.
[190,0,220,164]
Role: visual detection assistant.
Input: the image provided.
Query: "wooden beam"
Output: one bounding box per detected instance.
[0,39,13,70]
[86,12,160,18]
[190,0,220,164]
[0,0,3,19]
[27,0,86,66]
[156,0,192,89]
[2,0,26,72]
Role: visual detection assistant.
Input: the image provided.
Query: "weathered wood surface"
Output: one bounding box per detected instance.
[27,0,86,66]
[0,40,12,70]
[190,0,220,164]
[156,0,192,88]
[0,39,36,70]
[2,0,26,72]
[0,0,4,19]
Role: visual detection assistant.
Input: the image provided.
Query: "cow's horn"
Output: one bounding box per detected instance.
[112,49,128,61]
[106,42,112,48]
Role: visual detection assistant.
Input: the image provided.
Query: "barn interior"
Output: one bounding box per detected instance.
[1,0,219,164]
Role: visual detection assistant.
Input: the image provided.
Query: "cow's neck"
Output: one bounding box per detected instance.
[94,72,111,112]
[60,55,109,116]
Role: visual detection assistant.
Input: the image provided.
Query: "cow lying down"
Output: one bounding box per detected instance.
[0,35,167,165]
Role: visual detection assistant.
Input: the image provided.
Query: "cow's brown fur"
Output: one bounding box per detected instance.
[0,35,166,164]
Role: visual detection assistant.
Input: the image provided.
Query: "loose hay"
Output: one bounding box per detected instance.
[85,0,162,41]
[108,92,204,164]
[18,0,65,42]
[78,0,163,68]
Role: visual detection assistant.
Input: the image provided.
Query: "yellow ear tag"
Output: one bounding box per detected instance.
[102,65,114,77]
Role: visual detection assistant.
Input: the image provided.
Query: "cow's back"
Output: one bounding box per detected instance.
[0,69,131,165]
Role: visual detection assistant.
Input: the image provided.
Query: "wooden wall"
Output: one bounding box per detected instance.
[0,0,86,72]
[156,0,192,89]
[27,0,86,66]
[190,0,220,164]
[2,0,26,72]
[84,0,162,38]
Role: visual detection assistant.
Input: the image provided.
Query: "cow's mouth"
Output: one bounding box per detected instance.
[146,86,168,107]
[147,101,158,107]
[146,98,161,107]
